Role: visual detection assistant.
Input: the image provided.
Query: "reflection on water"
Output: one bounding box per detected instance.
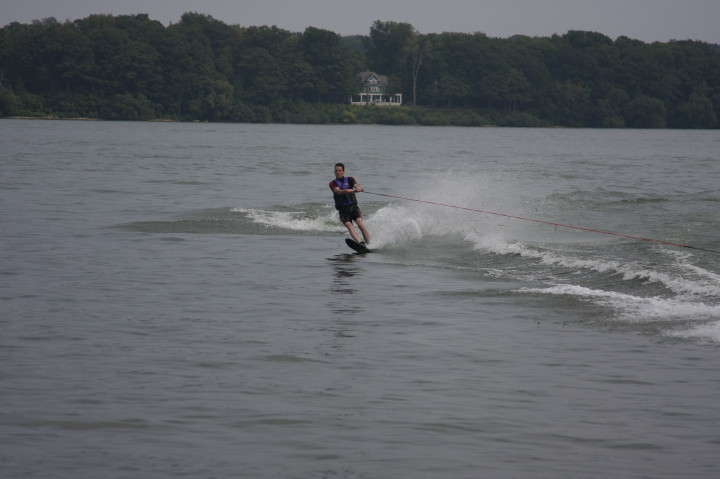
[320,255,364,351]
[326,254,364,316]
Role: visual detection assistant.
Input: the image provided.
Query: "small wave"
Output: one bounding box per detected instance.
[518,284,720,324]
[120,206,344,235]
[231,207,343,233]
[481,240,720,298]
[668,321,720,343]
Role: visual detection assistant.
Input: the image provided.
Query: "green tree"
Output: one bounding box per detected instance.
[161,15,218,118]
[101,92,155,120]
[624,95,667,128]
[299,27,362,103]
[187,75,234,120]
[405,29,430,106]
[0,85,19,115]
[2,13,719,127]
[594,88,629,127]
[366,20,415,80]
[551,81,593,127]
[233,26,294,106]
[671,92,718,128]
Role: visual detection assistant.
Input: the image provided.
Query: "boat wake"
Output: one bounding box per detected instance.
[125,184,720,343]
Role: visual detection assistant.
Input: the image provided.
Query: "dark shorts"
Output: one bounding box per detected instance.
[338,205,362,224]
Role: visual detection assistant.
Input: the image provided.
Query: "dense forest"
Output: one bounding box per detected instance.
[1,12,719,128]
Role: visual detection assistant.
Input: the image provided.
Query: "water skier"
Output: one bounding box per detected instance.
[330,162,371,247]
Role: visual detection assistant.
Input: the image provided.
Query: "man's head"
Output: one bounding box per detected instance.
[334,163,345,179]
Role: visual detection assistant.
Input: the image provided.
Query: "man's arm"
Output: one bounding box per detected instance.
[349,177,364,193]
[330,178,360,194]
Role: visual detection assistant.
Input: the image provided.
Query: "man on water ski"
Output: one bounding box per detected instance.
[330,163,371,246]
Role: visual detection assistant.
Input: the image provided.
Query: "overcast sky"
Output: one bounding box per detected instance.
[2,0,719,44]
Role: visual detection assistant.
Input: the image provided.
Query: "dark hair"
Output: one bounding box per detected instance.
[334,162,345,170]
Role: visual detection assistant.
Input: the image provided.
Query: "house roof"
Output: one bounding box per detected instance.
[358,71,389,88]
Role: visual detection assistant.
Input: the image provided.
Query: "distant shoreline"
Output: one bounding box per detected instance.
[6,116,100,121]
[4,116,179,122]
[2,115,717,130]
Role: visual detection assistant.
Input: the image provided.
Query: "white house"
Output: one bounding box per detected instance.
[349,71,402,106]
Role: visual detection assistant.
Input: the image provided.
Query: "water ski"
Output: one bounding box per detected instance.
[345,238,371,253]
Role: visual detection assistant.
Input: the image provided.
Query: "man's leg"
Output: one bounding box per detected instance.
[344,221,362,244]
[355,217,370,244]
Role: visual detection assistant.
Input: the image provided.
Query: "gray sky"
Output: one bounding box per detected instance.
[2,0,719,43]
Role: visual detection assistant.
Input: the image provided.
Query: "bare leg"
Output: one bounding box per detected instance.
[344,221,362,244]
[355,217,370,244]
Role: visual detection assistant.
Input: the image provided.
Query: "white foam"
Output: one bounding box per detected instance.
[669,321,720,343]
[231,207,344,232]
[363,204,424,248]
[519,284,720,323]
[479,239,720,298]
[366,201,483,249]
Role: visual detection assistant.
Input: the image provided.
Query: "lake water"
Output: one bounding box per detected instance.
[2,119,720,478]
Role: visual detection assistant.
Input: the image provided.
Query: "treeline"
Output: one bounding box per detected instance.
[1,13,719,128]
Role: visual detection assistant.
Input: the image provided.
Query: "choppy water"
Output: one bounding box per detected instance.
[2,119,720,478]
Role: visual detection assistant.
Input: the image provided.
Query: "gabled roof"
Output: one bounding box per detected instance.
[358,71,389,88]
